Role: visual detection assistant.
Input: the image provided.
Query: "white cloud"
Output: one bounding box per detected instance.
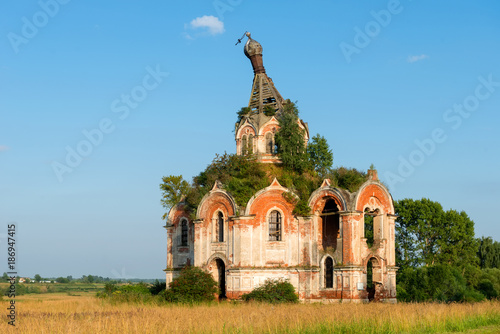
[189,15,225,36]
[0,145,9,152]
[407,54,429,63]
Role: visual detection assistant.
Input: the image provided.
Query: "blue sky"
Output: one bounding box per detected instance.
[1,0,499,279]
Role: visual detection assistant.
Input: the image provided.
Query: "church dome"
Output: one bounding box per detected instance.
[244,32,263,58]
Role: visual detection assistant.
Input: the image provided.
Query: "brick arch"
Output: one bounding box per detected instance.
[235,120,257,139]
[245,188,294,217]
[354,182,394,214]
[244,181,296,217]
[167,203,190,227]
[257,118,279,137]
[308,188,347,214]
[197,190,237,226]
[205,252,229,268]
[362,254,383,270]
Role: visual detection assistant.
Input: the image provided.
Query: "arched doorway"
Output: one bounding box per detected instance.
[321,199,340,250]
[366,258,374,301]
[366,257,382,302]
[215,259,226,299]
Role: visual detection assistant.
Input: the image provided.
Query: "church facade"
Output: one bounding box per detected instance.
[165,33,397,302]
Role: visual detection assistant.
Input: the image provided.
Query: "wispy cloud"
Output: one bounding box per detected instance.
[407,54,429,63]
[187,15,225,37]
[0,145,9,152]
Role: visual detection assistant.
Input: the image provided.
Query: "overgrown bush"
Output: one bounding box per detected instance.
[241,278,298,304]
[159,266,218,303]
[187,153,268,209]
[149,279,166,295]
[97,282,154,303]
[478,279,499,299]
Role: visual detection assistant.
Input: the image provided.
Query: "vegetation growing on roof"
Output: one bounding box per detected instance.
[328,167,368,193]
[236,106,251,123]
[263,105,276,117]
[160,100,371,219]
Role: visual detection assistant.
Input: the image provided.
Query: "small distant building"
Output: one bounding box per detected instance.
[165,33,397,303]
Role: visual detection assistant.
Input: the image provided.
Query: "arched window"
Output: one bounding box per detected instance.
[364,208,379,248]
[265,133,273,154]
[325,257,334,288]
[241,135,247,155]
[217,212,224,242]
[181,220,188,246]
[269,210,281,241]
[248,134,254,154]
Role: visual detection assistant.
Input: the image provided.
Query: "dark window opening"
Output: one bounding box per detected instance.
[265,133,274,154]
[269,210,281,241]
[325,257,334,288]
[321,199,339,250]
[366,258,375,301]
[217,212,224,242]
[181,220,188,246]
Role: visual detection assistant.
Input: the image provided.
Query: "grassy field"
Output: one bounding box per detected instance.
[1,293,499,333]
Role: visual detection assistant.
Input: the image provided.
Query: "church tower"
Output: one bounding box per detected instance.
[235,33,309,163]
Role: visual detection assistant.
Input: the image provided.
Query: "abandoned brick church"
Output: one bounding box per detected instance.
[165,33,397,302]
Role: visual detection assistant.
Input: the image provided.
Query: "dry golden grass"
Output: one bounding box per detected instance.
[1,294,499,333]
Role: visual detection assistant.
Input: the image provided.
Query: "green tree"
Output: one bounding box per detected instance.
[395,198,478,269]
[274,100,309,173]
[34,274,42,282]
[2,272,9,282]
[160,175,190,219]
[307,134,333,177]
[437,209,478,266]
[477,236,500,269]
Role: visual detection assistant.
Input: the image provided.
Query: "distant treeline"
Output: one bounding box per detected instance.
[0,273,162,284]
